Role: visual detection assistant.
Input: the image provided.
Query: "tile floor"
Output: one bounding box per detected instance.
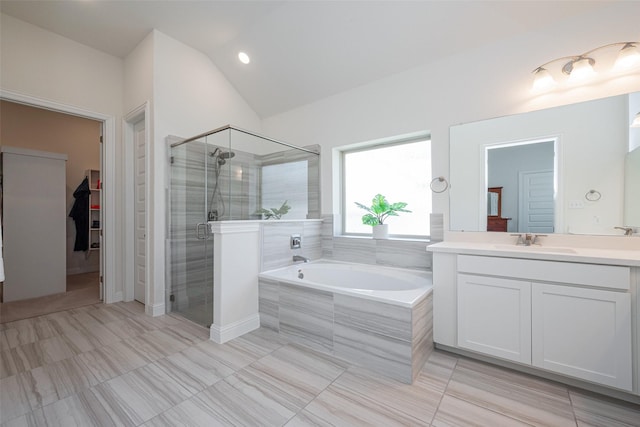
[1,273,100,324]
[1,301,639,426]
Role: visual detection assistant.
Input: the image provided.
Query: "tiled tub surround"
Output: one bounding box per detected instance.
[258,261,433,383]
[319,213,444,270]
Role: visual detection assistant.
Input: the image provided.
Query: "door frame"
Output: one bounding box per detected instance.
[124,102,150,305]
[0,89,118,302]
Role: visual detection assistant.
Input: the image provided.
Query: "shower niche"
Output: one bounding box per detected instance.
[167,125,320,328]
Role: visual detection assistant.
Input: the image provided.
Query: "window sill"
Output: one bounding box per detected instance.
[337,234,431,243]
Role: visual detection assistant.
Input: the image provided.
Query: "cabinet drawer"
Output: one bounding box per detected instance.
[458,255,630,290]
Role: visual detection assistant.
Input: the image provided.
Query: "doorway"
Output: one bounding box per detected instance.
[0,101,102,317]
[0,91,116,317]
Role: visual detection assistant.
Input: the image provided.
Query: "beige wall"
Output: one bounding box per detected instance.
[1,100,101,275]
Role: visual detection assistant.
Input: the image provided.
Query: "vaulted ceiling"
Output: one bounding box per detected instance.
[0,1,613,117]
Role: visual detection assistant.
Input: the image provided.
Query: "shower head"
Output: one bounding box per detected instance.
[216,151,235,165]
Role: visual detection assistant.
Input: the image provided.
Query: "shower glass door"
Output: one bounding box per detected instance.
[168,139,214,327]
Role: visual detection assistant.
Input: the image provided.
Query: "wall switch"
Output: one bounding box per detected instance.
[568,200,584,209]
[290,234,301,249]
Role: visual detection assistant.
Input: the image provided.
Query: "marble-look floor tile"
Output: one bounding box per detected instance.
[37,335,79,364]
[284,410,333,427]
[77,340,152,383]
[40,388,117,427]
[570,389,640,426]
[0,408,46,427]
[1,318,58,349]
[304,380,430,426]
[333,364,442,424]
[432,394,532,427]
[18,355,99,409]
[418,350,458,393]
[0,374,32,424]
[102,315,158,340]
[446,357,576,426]
[190,330,281,372]
[235,343,348,413]
[173,344,236,382]
[193,375,296,426]
[143,395,229,427]
[0,343,52,377]
[91,362,195,426]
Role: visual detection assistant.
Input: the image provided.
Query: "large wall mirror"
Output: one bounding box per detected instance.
[449,91,640,235]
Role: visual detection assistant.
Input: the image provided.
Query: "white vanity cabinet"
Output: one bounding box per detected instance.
[435,251,635,393]
[458,274,531,364]
[532,284,632,390]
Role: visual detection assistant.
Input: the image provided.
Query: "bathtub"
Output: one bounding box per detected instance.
[259,260,432,307]
[258,260,433,383]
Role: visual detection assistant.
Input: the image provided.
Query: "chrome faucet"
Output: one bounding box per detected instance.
[293,255,310,263]
[511,233,546,246]
[614,226,634,236]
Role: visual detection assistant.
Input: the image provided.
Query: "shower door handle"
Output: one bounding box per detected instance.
[195,223,209,240]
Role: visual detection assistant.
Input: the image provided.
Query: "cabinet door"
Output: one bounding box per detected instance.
[532,284,632,391]
[457,274,531,363]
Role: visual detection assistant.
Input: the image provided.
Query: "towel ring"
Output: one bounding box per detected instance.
[430,176,449,193]
[585,189,601,201]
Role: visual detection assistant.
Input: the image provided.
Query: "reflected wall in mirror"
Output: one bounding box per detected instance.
[450,92,638,235]
[487,140,554,233]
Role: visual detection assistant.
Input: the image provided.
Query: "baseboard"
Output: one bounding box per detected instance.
[210,314,260,344]
[112,291,123,302]
[145,302,166,317]
[67,267,100,276]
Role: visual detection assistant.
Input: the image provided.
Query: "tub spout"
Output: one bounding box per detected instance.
[293,255,310,263]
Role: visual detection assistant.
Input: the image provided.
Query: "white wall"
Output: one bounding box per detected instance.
[150,31,262,313]
[0,13,126,298]
[262,2,640,231]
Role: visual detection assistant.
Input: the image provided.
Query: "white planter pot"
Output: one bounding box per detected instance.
[372,224,389,239]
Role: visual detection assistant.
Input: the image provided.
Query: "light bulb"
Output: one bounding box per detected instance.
[531,67,556,93]
[567,57,596,84]
[238,52,250,64]
[614,43,640,71]
[631,112,640,128]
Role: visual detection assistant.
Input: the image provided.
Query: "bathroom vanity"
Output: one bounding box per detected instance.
[428,234,640,400]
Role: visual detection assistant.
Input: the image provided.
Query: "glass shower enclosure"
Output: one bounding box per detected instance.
[167,125,320,327]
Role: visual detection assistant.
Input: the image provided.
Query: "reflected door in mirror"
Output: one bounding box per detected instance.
[487,187,510,232]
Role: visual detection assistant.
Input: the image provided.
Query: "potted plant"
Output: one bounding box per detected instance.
[355,194,411,239]
[255,200,291,220]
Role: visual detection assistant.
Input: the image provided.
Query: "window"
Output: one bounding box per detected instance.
[342,137,431,237]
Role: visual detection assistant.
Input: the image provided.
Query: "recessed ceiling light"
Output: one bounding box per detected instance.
[238,52,250,64]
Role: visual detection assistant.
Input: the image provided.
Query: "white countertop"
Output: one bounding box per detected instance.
[427,241,640,267]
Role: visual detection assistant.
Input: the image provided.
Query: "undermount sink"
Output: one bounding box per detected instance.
[493,244,577,254]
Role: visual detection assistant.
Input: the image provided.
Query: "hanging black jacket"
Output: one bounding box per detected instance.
[70,177,91,251]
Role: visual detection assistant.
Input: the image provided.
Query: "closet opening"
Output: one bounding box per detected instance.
[0,100,105,323]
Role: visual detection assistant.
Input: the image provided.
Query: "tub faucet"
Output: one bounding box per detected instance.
[293,255,310,263]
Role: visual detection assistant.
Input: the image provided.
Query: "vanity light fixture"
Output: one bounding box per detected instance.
[531,41,640,93]
[631,112,640,128]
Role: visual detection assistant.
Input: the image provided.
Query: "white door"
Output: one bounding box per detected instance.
[457,274,532,364]
[2,148,67,301]
[519,170,554,233]
[532,283,632,391]
[134,120,146,303]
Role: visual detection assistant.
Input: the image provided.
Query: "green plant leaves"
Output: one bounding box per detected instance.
[354,194,411,226]
[255,200,291,220]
